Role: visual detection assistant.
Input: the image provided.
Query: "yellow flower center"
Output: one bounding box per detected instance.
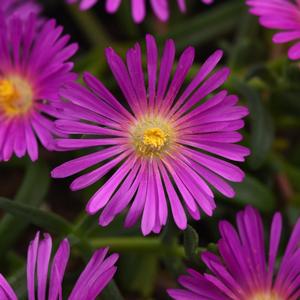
[131,116,175,158]
[249,292,283,300]
[143,127,167,149]
[0,76,33,117]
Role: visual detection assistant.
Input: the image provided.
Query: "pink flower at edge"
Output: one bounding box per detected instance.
[247,0,300,60]
[0,14,78,162]
[66,0,214,23]
[0,232,118,300]
[168,206,300,300]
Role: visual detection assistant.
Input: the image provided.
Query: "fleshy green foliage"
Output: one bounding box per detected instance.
[0,0,299,299]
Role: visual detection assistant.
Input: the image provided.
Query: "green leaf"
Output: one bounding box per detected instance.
[161,1,244,50]
[0,197,72,235]
[119,253,158,297]
[101,280,124,300]
[8,266,27,300]
[228,13,262,69]
[67,4,111,48]
[232,175,276,212]
[287,204,300,224]
[183,225,199,262]
[0,162,50,255]
[270,153,300,193]
[161,221,186,277]
[233,79,274,169]
[277,157,300,192]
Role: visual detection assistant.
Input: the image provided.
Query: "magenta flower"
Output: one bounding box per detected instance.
[0,15,78,162]
[168,206,300,300]
[52,34,249,235]
[66,0,213,23]
[247,0,300,60]
[0,0,42,21]
[0,232,118,299]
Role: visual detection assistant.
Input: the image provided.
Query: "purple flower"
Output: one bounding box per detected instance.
[52,35,249,235]
[0,232,118,300]
[0,0,42,21]
[0,15,78,162]
[247,0,300,60]
[66,0,213,23]
[168,206,300,300]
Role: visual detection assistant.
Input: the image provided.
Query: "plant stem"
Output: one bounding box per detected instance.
[90,237,204,258]
[101,280,124,300]
[67,4,111,48]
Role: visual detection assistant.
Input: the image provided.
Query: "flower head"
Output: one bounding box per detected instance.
[66,0,213,23]
[0,232,118,300]
[168,206,300,300]
[0,15,78,162]
[52,34,249,235]
[0,0,42,21]
[246,0,300,60]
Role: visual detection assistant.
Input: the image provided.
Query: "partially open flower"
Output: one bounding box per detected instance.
[0,232,118,300]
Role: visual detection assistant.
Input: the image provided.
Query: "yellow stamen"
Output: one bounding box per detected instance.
[131,115,175,158]
[143,127,167,149]
[0,79,16,98]
[249,292,283,300]
[0,76,33,117]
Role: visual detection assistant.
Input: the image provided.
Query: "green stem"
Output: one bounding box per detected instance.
[101,280,124,300]
[66,4,111,48]
[90,237,202,258]
[0,162,50,256]
[160,0,244,51]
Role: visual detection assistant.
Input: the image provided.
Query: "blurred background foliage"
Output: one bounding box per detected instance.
[0,0,300,299]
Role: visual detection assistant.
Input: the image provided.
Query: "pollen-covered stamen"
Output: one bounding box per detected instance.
[0,76,33,117]
[143,127,167,149]
[249,292,283,300]
[131,116,175,158]
[0,80,16,99]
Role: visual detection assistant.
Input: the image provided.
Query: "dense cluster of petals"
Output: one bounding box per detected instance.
[168,206,300,300]
[0,232,118,300]
[52,34,249,235]
[247,0,300,60]
[0,15,77,161]
[0,0,41,21]
[66,0,214,22]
